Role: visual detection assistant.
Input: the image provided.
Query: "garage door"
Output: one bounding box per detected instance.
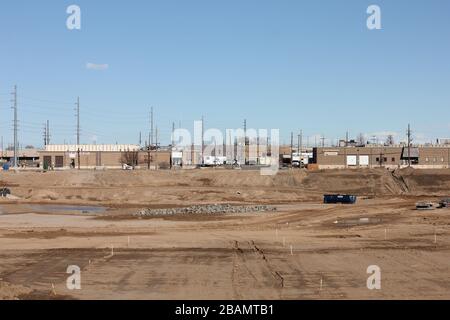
[346,155,357,166]
[55,156,64,168]
[359,155,369,166]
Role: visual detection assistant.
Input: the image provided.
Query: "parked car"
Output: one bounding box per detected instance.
[416,202,435,210]
[438,198,450,208]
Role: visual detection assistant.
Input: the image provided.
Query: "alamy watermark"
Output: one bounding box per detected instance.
[66,5,81,30]
[172,121,280,176]
[367,265,381,290]
[367,5,382,30]
[66,265,82,290]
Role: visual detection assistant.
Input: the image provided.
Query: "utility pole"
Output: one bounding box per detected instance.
[150,107,154,147]
[379,151,384,168]
[75,97,80,145]
[139,132,142,146]
[201,116,204,165]
[299,130,303,153]
[321,135,325,148]
[155,126,159,170]
[171,122,175,147]
[171,122,176,169]
[344,131,348,168]
[407,124,412,167]
[300,130,303,167]
[11,85,18,168]
[46,120,50,145]
[290,132,294,166]
[43,123,47,146]
[77,148,81,170]
[243,119,247,165]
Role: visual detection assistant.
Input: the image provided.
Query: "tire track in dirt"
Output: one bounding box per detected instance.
[230,240,283,299]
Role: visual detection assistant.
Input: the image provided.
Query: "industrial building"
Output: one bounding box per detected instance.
[0,149,40,168]
[38,145,171,170]
[2,143,449,171]
[311,145,450,169]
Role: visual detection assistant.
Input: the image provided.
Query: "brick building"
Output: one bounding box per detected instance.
[38,145,171,170]
[312,145,450,169]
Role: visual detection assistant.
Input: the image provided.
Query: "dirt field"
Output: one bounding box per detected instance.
[0,168,449,300]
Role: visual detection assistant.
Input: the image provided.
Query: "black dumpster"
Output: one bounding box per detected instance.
[324,194,357,204]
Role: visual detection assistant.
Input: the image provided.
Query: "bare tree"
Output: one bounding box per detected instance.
[356,133,366,145]
[121,149,139,168]
[385,134,395,146]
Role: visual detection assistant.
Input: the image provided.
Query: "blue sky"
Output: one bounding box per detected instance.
[0,0,449,147]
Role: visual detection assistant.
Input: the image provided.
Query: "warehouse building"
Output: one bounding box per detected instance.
[0,149,40,168]
[312,145,450,169]
[38,145,171,170]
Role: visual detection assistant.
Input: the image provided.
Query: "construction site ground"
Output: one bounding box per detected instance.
[0,168,449,300]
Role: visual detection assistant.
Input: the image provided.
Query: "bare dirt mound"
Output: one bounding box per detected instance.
[301,168,405,196]
[395,168,450,196]
[0,168,448,205]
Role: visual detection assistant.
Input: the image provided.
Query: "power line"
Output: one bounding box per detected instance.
[17,95,73,105]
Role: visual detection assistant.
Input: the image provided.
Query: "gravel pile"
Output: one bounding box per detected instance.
[134,204,277,217]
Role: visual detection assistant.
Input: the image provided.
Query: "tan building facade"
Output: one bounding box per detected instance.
[38,145,171,170]
[312,146,450,169]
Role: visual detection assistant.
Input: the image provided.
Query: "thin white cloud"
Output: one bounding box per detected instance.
[86,63,109,71]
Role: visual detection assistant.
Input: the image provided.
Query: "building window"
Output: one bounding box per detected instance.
[392,158,395,162]
[425,157,429,162]
[384,157,387,163]
[376,157,380,162]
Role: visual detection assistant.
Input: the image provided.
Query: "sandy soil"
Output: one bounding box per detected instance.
[0,168,449,300]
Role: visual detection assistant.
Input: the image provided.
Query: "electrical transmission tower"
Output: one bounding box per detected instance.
[43,122,48,146]
[11,85,18,168]
[244,119,247,164]
[150,107,154,148]
[171,122,175,147]
[298,130,303,154]
[201,116,205,165]
[290,132,294,166]
[75,97,80,145]
[407,124,413,167]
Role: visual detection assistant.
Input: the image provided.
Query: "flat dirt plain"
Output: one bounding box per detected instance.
[0,167,449,300]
